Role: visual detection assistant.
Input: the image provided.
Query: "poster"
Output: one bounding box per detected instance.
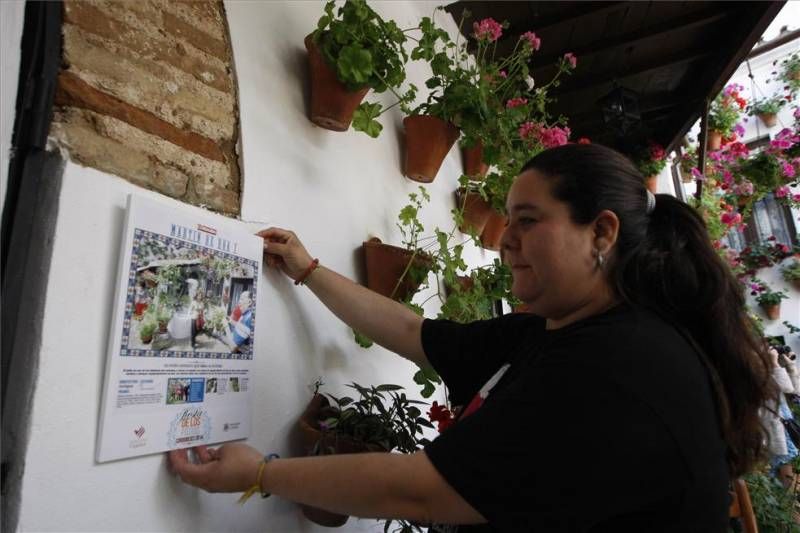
[96,194,262,462]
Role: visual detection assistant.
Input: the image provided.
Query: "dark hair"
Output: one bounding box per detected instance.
[521,143,773,477]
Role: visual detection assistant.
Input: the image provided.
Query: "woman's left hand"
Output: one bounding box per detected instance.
[168,443,263,493]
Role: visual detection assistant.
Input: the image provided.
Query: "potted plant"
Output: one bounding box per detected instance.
[461,137,488,179]
[782,259,800,291]
[747,95,785,128]
[139,316,157,344]
[778,51,800,96]
[307,0,409,134]
[156,306,173,333]
[750,278,788,320]
[708,84,746,150]
[297,381,432,528]
[455,180,494,235]
[634,142,668,193]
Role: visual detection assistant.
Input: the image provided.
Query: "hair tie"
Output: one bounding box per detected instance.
[645,190,656,214]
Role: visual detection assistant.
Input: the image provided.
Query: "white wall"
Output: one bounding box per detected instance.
[17,2,497,532]
[0,0,25,208]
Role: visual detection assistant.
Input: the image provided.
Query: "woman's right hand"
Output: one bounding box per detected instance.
[256,227,314,281]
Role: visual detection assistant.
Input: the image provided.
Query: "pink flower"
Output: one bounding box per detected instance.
[518,121,537,140]
[563,52,577,69]
[733,123,746,137]
[793,194,800,202]
[782,161,796,178]
[775,186,790,198]
[538,125,571,148]
[520,31,541,51]
[506,97,528,109]
[499,70,507,78]
[733,180,754,196]
[473,18,503,42]
[721,212,742,227]
[648,143,665,161]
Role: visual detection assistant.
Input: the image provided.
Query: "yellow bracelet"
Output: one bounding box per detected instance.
[237,453,279,505]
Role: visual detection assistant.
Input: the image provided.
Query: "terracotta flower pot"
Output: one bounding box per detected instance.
[760,303,781,320]
[757,113,777,128]
[791,70,800,81]
[644,175,658,194]
[305,34,369,132]
[480,210,506,251]
[457,189,493,235]
[461,142,488,179]
[444,275,474,298]
[362,238,432,301]
[403,115,460,183]
[298,394,385,527]
[708,130,722,151]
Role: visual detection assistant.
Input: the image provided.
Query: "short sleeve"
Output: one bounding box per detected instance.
[421,314,543,406]
[424,371,686,531]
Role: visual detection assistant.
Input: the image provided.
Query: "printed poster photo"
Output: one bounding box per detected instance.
[96,194,262,462]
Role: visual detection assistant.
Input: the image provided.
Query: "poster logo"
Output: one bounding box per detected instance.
[167,407,212,448]
[133,426,145,438]
[197,224,217,235]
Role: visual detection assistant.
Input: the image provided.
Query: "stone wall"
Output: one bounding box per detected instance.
[50,0,241,215]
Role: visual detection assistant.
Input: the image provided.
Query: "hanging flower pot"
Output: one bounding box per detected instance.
[297,394,385,527]
[757,113,777,128]
[461,141,488,179]
[403,115,460,183]
[480,210,506,251]
[644,176,658,194]
[760,302,781,320]
[362,238,432,301]
[304,34,369,132]
[457,188,493,235]
[708,130,722,151]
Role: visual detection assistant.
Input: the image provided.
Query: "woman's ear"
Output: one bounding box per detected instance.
[592,209,620,255]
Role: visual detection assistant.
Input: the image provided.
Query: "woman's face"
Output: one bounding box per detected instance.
[501,170,604,319]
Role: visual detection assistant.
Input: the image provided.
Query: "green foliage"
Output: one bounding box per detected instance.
[708,88,743,137]
[139,317,157,341]
[778,51,800,96]
[439,259,514,324]
[352,329,374,348]
[413,366,442,399]
[317,382,433,454]
[749,95,786,116]
[782,260,800,282]
[744,463,800,533]
[689,187,728,243]
[206,306,227,335]
[739,152,783,199]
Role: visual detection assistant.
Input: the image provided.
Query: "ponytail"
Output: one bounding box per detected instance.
[522,144,773,477]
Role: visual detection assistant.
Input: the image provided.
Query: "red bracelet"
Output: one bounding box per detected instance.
[294,258,320,286]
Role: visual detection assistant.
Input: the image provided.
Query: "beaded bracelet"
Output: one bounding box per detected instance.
[294,258,320,286]
[237,453,280,504]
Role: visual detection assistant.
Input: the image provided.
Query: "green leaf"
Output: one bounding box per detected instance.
[316,15,331,31]
[353,329,374,348]
[375,384,404,392]
[337,45,373,86]
[352,102,383,138]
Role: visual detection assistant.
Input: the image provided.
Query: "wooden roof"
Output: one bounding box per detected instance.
[444,1,785,155]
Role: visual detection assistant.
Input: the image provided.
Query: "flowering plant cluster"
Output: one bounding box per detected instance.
[634,142,668,178]
[708,83,746,138]
[749,278,789,307]
[737,237,797,277]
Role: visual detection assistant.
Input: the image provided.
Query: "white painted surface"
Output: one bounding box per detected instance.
[18,2,496,531]
[0,0,25,210]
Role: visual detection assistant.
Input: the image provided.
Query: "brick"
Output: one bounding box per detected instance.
[55,71,226,162]
[50,117,190,199]
[162,0,226,41]
[62,24,235,140]
[162,11,227,61]
[189,178,240,215]
[63,2,231,93]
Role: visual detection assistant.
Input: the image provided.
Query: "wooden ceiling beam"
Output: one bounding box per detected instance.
[529,7,728,69]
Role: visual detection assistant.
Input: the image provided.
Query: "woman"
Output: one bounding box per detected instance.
[169,144,772,531]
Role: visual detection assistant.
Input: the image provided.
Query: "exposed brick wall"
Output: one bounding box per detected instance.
[50,0,241,215]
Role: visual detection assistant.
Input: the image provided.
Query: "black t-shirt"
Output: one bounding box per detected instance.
[422,304,730,532]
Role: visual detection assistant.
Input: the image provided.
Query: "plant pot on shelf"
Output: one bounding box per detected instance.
[362,238,432,301]
[461,142,488,179]
[644,175,658,194]
[304,34,369,132]
[298,394,385,527]
[457,189,493,235]
[403,115,460,183]
[757,113,777,128]
[760,302,781,320]
[480,210,506,251]
[708,130,722,151]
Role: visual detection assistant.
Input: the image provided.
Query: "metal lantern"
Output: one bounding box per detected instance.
[598,85,641,136]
